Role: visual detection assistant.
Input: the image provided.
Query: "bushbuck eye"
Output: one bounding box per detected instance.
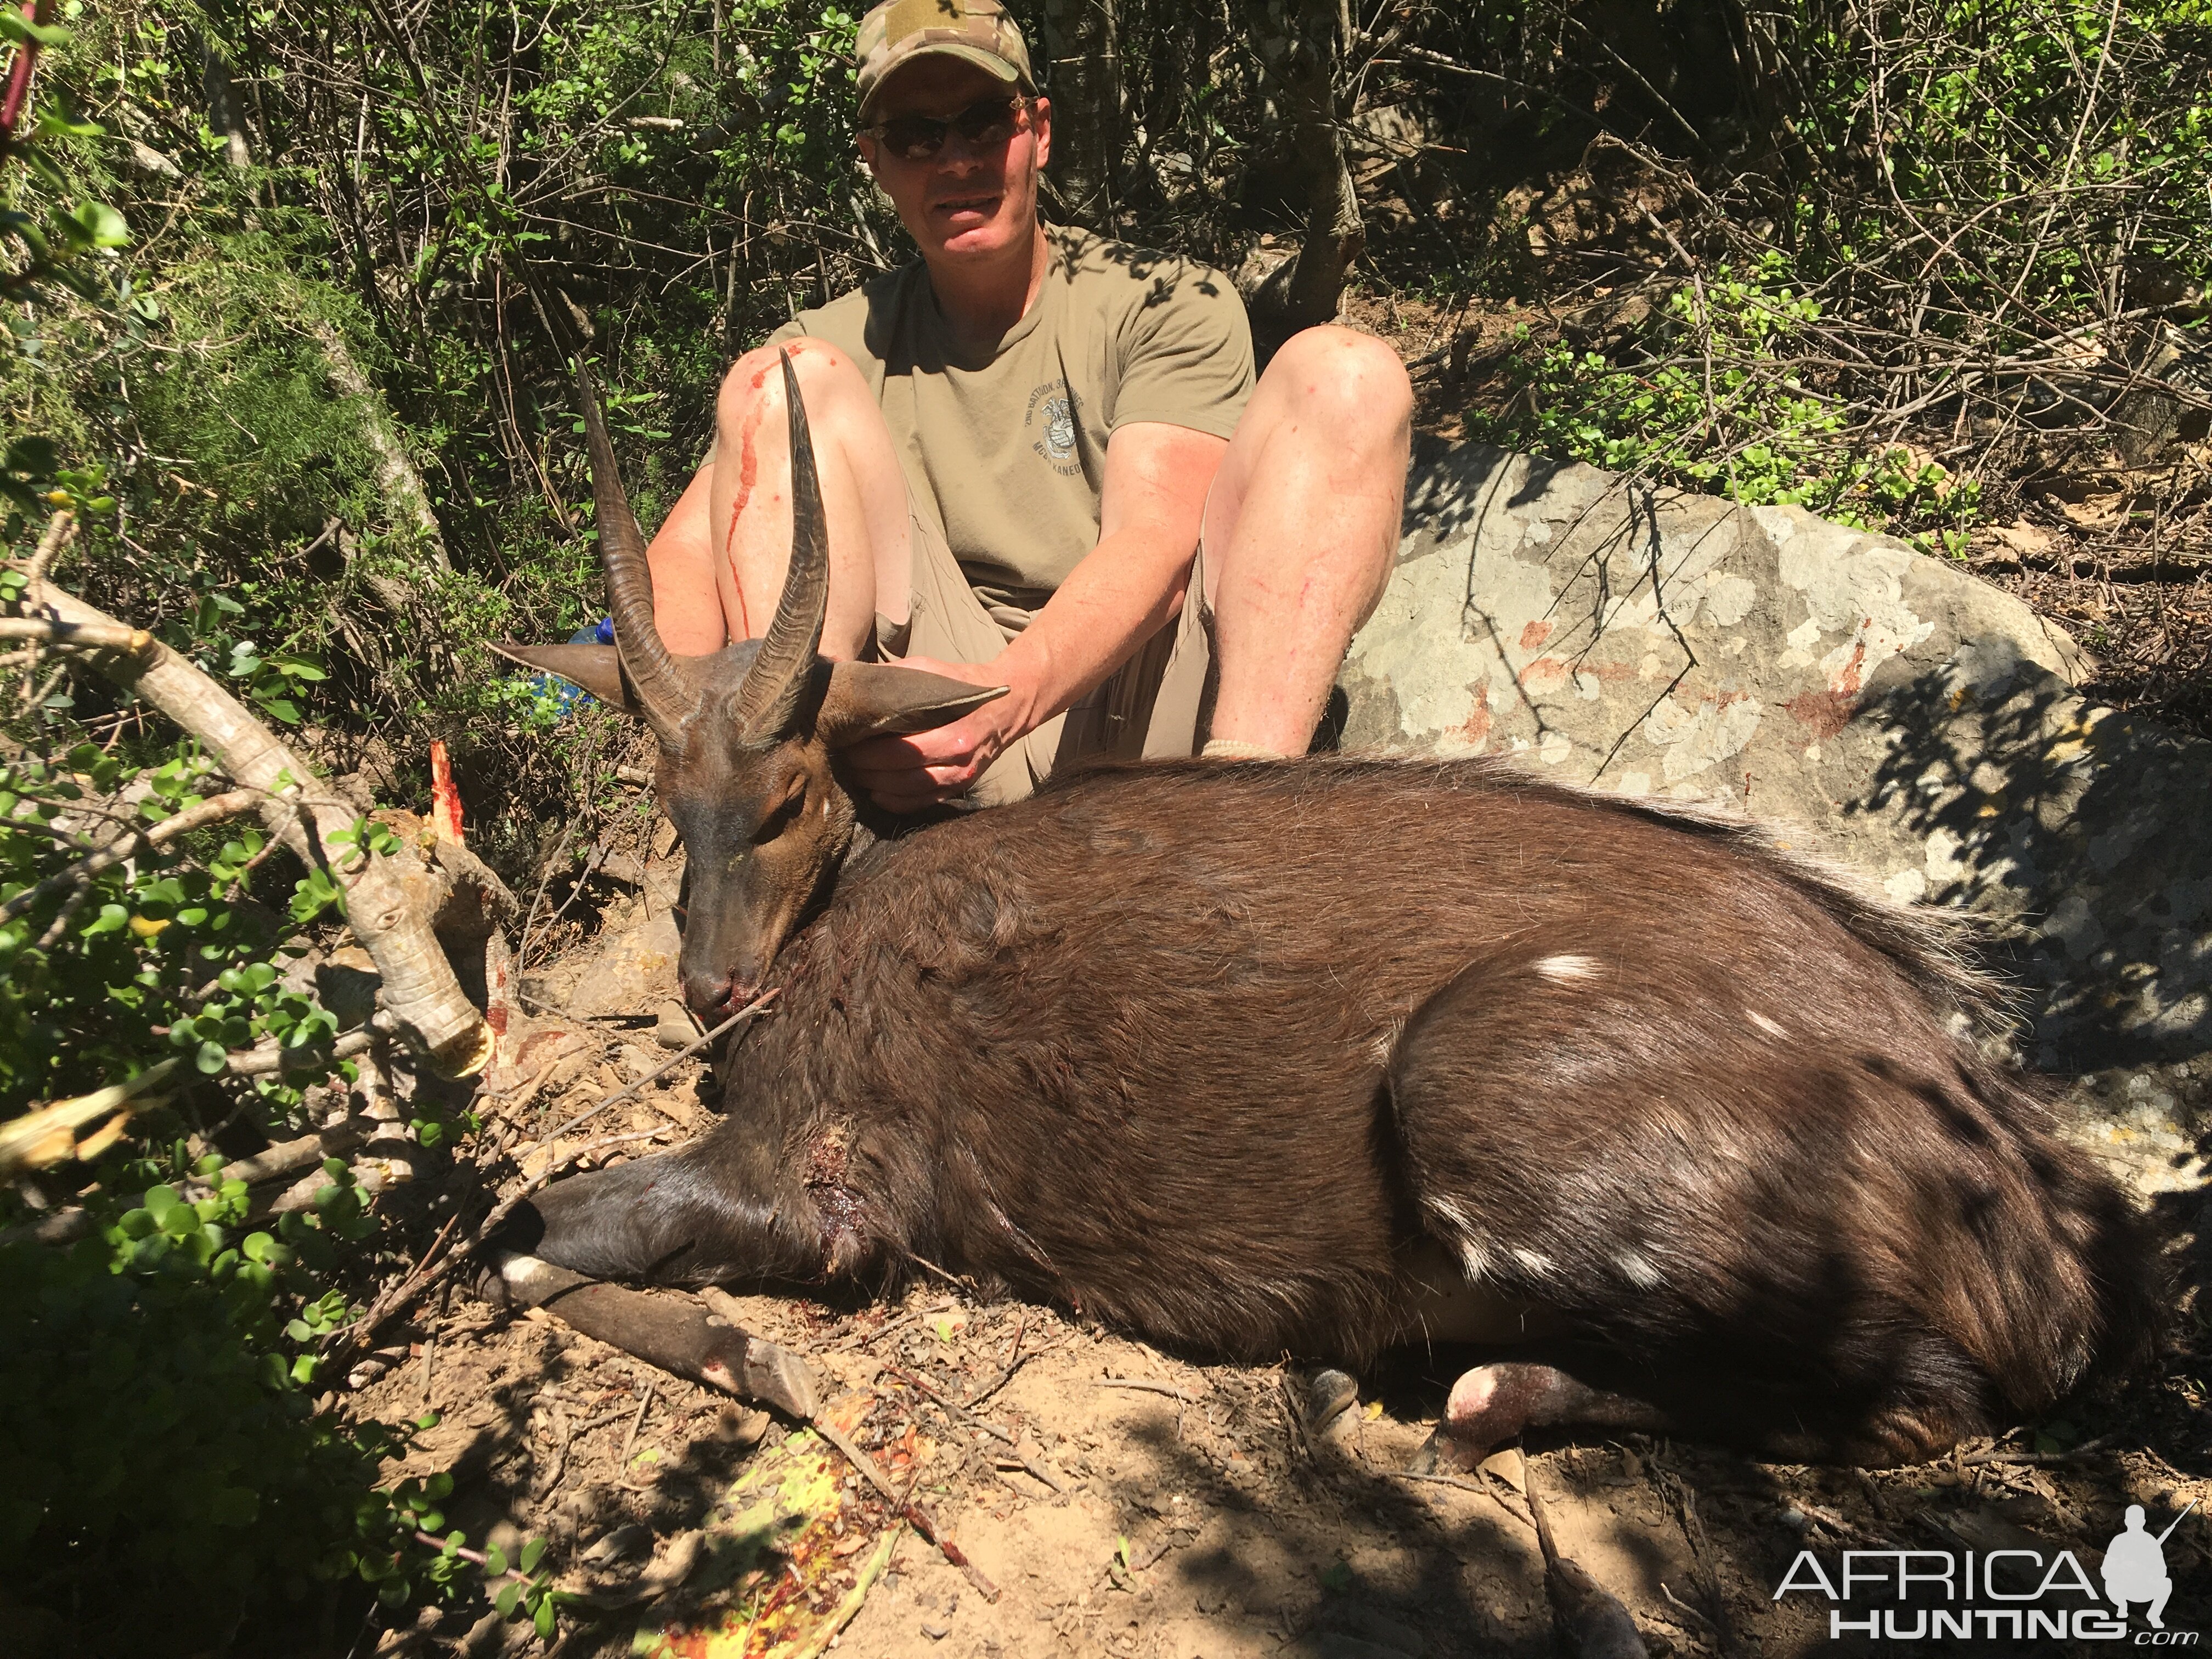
[752,780,806,844]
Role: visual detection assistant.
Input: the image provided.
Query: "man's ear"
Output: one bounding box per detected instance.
[818,660,1006,749]
[491,643,644,715]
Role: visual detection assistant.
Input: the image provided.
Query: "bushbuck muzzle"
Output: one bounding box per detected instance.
[496,351,1005,1018]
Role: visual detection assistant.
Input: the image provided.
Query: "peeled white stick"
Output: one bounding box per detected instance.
[33,581,492,1075]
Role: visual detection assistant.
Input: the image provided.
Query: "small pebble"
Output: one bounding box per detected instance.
[921,1618,951,1640]
[1779,1506,1811,1532]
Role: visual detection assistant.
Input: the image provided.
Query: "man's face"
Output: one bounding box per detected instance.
[859,56,1050,266]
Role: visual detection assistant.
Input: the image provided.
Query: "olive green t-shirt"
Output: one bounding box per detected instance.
[767,225,1254,608]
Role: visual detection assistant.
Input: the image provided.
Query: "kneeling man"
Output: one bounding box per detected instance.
[645,0,1413,810]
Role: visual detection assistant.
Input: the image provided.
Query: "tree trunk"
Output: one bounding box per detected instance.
[309,315,452,568]
[1240,0,1363,348]
[1042,0,1121,227]
[198,37,252,170]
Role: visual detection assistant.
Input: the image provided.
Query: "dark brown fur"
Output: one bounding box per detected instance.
[516,754,2159,1464]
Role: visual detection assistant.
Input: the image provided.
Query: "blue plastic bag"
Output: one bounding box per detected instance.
[530,616,615,717]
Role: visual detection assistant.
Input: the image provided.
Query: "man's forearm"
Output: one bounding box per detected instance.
[986,524,1194,733]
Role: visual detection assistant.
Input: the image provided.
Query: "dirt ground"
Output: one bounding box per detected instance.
[341,1016,2212,1659]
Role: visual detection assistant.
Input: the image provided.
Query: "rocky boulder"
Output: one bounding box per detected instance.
[1340,442,2206,1077]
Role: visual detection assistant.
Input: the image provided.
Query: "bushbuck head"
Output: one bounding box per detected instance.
[497,352,1003,1019]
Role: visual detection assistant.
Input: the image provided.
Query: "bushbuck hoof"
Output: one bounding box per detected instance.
[730,1336,820,1420]
[1429,1362,1669,1467]
[1295,1365,1359,1436]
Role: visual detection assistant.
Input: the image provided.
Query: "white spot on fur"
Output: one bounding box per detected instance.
[1426,1194,1474,1233]
[1424,1195,1494,1283]
[1747,1010,1788,1039]
[1370,1018,1404,1066]
[1534,954,1601,984]
[1511,1247,1556,1277]
[1617,1250,1661,1288]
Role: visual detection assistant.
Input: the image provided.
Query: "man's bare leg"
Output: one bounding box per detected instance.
[1201,325,1412,755]
[645,337,912,658]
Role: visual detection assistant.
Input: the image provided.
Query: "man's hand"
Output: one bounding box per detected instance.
[844,654,1034,811]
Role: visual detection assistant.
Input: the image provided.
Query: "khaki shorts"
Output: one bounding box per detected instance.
[876,490,1213,808]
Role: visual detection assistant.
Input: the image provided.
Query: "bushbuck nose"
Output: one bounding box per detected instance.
[683,967,743,1023]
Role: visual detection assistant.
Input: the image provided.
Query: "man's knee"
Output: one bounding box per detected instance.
[716,336,862,436]
[1265,324,1413,437]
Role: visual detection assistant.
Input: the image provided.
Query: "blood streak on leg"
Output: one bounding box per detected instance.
[722,394,767,639]
[724,341,814,641]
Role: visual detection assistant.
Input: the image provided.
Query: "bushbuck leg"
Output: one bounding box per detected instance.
[1420,1364,1671,1470]
[1384,947,2021,1466]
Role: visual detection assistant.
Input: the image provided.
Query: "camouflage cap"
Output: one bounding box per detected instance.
[855,0,1037,122]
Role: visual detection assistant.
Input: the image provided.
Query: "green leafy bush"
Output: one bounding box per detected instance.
[1,1153,388,1649]
[1,1144,559,1652]
[1471,264,1983,556]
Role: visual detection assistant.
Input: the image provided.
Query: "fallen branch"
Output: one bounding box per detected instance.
[31,580,490,1074]
[0,1058,180,1177]
[5,1110,382,1246]
[0,615,154,653]
[223,1024,380,1077]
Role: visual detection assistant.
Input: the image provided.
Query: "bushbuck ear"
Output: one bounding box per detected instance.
[817,661,1007,748]
[491,643,644,715]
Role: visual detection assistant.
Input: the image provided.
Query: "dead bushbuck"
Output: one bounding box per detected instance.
[495,353,2156,1466]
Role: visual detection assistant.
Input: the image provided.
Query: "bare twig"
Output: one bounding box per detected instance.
[1092,1377,1194,1402]
[618,1381,653,1467]
[410,1529,534,1588]
[526,995,771,1150]
[966,1313,1029,1408]
[808,1414,1002,1604]
[1960,1433,2117,1467]
[515,817,580,967]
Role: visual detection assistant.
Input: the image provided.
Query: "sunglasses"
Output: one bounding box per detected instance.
[866,95,1032,162]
